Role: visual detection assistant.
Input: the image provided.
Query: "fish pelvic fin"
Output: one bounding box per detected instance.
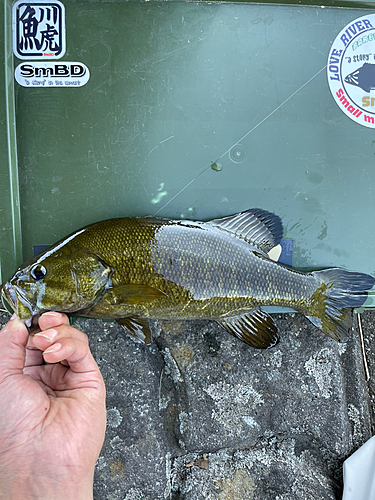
[208,208,283,254]
[217,309,279,349]
[307,269,375,342]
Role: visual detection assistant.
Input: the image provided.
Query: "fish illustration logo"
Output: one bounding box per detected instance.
[344,63,375,93]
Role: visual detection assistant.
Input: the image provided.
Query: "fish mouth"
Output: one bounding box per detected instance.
[1,282,16,313]
[1,282,37,328]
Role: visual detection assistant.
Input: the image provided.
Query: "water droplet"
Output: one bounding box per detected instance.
[211,161,222,172]
[229,144,245,163]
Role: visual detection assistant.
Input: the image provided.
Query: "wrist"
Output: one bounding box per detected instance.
[0,469,94,500]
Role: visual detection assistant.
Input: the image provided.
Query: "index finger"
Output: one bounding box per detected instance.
[39,325,98,375]
[38,311,70,331]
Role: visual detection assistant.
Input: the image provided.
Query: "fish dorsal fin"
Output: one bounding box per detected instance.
[208,209,283,253]
[217,309,279,349]
[116,317,152,345]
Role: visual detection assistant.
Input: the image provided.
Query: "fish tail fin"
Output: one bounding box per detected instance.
[307,268,375,342]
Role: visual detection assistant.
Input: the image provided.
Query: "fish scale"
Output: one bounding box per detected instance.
[1,209,374,348]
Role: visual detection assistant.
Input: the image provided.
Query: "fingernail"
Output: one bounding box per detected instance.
[42,312,62,319]
[10,313,17,321]
[43,343,62,354]
[35,329,58,341]
[34,331,55,342]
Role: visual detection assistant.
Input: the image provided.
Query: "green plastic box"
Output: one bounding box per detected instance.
[1,0,375,309]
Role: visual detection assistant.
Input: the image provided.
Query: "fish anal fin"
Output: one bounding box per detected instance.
[217,309,279,349]
[116,317,151,345]
[107,284,166,306]
[208,208,283,253]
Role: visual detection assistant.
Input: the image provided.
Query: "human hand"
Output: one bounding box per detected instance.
[0,313,106,500]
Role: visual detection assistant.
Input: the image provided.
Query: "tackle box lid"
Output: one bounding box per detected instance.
[1,0,375,309]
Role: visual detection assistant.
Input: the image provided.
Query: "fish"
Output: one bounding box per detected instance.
[344,63,375,93]
[1,209,374,349]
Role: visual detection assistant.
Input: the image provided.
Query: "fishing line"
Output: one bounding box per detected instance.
[217,65,327,161]
[153,65,327,217]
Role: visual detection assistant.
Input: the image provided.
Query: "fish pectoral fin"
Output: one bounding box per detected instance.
[208,208,283,254]
[107,284,166,306]
[116,317,151,345]
[217,309,279,349]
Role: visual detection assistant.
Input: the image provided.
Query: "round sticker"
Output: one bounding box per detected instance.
[328,14,375,128]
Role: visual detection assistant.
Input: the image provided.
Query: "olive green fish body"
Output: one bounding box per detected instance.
[66,218,315,318]
[2,209,374,348]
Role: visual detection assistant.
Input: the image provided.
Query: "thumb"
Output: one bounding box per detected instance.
[0,315,29,380]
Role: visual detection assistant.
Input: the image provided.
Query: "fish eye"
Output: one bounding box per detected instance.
[30,264,47,281]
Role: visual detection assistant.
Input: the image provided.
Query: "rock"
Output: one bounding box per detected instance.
[0,310,374,499]
[157,313,372,498]
[169,442,336,499]
[79,318,181,499]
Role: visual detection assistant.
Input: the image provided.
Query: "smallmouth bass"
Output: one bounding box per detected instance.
[1,209,374,348]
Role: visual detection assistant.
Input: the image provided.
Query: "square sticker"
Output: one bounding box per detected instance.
[13,0,65,59]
